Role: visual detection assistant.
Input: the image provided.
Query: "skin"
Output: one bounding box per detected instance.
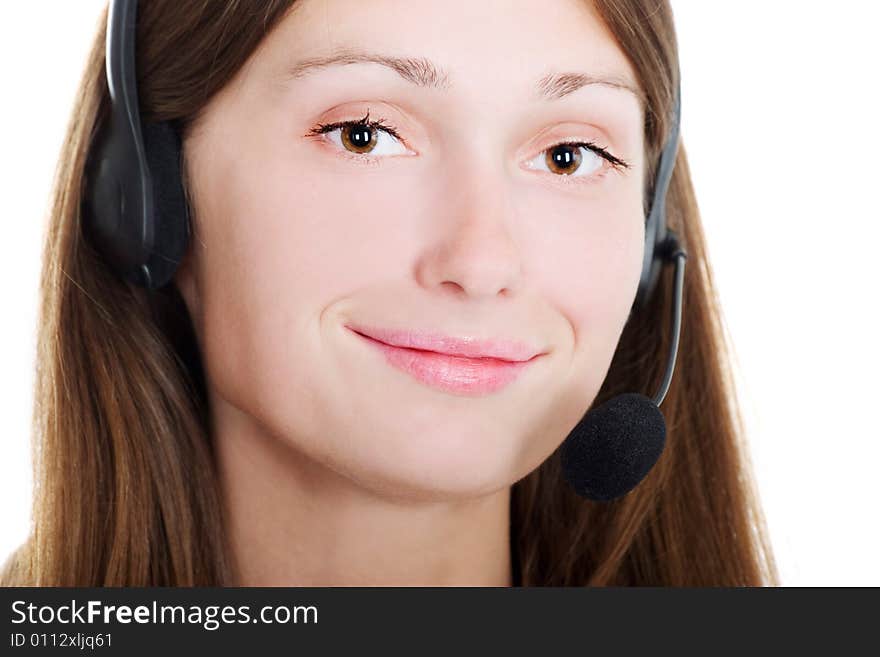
[175,0,646,586]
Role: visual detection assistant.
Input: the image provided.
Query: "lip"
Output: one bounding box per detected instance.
[345,324,545,395]
[345,324,542,361]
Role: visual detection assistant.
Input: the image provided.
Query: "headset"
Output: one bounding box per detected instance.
[82,0,189,290]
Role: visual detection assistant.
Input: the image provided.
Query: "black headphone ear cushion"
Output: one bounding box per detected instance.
[142,120,190,288]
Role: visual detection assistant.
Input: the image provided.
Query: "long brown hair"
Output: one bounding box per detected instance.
[1,0,778,586]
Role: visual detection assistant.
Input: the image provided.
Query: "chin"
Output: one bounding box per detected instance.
[329,440,516,503]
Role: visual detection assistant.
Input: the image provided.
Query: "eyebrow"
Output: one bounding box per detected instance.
[286,48,645,105]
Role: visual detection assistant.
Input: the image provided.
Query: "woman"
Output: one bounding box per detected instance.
[1,0,778,586]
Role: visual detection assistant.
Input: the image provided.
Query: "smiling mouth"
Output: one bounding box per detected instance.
[347,326,541,396]
[344,324,543,362]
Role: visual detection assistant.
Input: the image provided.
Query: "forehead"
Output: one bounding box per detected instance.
[256,0,643,111]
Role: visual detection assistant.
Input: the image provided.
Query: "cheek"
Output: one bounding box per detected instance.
[186,139,431,419]
[520,185,645,350]
[256,164,424,294]
[513,183,645,428]
[199,150,414,316]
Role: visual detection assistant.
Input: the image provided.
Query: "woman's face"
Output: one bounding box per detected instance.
[177,0,646,500]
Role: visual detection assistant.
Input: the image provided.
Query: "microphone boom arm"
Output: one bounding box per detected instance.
[651,231,687,408]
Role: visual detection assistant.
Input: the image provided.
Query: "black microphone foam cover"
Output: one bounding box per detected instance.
[560,392,666,501]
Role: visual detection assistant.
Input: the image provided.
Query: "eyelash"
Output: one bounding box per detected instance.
[305,109,631,185]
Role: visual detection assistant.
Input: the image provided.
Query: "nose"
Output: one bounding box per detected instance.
[414,161,524,300]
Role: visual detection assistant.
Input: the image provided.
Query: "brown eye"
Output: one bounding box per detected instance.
[341,123,378,154]
[524,141,609,181]
[545,144,583,175]
[306,113,413,161]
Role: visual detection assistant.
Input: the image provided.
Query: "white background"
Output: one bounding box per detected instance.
[1,2,878,586]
